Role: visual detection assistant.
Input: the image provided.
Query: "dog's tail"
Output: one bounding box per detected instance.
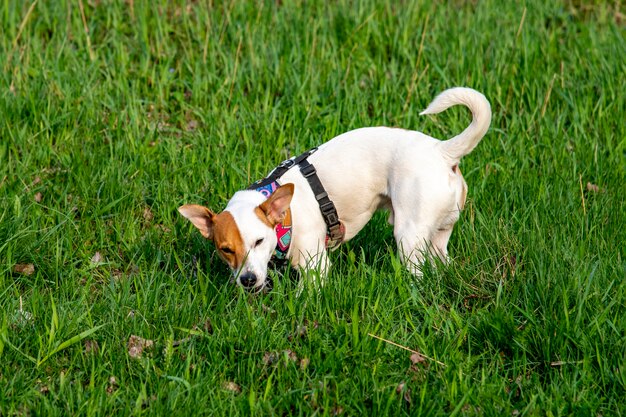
[420,87,491,163]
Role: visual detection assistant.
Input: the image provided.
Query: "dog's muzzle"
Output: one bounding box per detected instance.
[239,272,257,288]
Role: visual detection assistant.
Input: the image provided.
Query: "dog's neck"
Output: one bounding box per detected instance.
[253,180,292,260]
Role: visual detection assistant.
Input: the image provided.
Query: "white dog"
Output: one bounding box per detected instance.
[179,87,491,290]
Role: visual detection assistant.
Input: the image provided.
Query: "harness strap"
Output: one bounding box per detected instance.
[247,148,318,191]
[297,159,344,247]
[248,147,345,255]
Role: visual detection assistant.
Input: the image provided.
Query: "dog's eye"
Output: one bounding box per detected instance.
[221,247,234,254]
[254,238,264,248]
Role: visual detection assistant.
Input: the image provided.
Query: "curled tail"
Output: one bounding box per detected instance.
[420,87,491,163]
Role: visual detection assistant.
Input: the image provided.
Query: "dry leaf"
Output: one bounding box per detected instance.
[203,318,213,334]
[263,350,300,367]
[586,182,600,193]
[154,224,171,233]
[463,293,490,310]
[34,192,43,203]
[14,263,35,276]
[396,382,406,394]
[284,349,298,363]
[288,324,308,341]
[107,376,119,394]
[222,381,241,394]
[261,304,277,316]
[262,352,279,366]
[157,121,170,132]
[332,406,344,415]
[396,382,412,405]
[91,252,103,264]
[296,324,307,337]
[143,207,154,222]
[84,340,100,354]
[186,119,198,131]
[127,335,154,359]
[141,395,157,409]
[300,357,310,370]
[410,352,426,365]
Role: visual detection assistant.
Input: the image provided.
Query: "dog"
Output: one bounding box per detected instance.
[179,87,491,291]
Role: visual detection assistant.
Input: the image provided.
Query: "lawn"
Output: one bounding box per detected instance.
[1,0,625,415]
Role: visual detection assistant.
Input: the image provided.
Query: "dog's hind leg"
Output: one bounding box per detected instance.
[389,177,443,275]
[393,223,433,276]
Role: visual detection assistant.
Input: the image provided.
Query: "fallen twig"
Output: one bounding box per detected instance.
[368,333,446,367]
[579,174,586,216]
[550,360,583,367]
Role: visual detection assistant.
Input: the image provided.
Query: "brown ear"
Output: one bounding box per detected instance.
[259,183,294,225]
[178,204,216,239]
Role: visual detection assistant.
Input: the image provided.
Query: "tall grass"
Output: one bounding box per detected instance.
[1,0,624,415]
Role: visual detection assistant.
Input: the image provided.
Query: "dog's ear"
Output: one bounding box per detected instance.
[259,183,294,225]
[178,204,216,240]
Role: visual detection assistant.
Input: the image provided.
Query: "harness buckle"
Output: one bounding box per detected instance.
[319,201,339,224]
[279,158,295,169]
[327,223,345,247]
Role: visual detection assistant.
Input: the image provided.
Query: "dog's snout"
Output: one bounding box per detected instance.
[239,272,257,288]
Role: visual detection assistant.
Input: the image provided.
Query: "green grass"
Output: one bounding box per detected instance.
[1,0,625,415]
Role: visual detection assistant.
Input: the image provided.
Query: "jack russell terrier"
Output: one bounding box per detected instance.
[179,87,491,291]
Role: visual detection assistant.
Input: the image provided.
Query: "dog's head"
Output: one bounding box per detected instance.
[178,183,294,291]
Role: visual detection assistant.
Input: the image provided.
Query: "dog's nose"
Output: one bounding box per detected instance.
[239,272,257,288]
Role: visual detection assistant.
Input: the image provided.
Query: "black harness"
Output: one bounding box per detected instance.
[247,147,344,248]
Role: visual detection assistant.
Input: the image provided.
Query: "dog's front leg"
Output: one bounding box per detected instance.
[291,238,330,292]
[430,227,453,263]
